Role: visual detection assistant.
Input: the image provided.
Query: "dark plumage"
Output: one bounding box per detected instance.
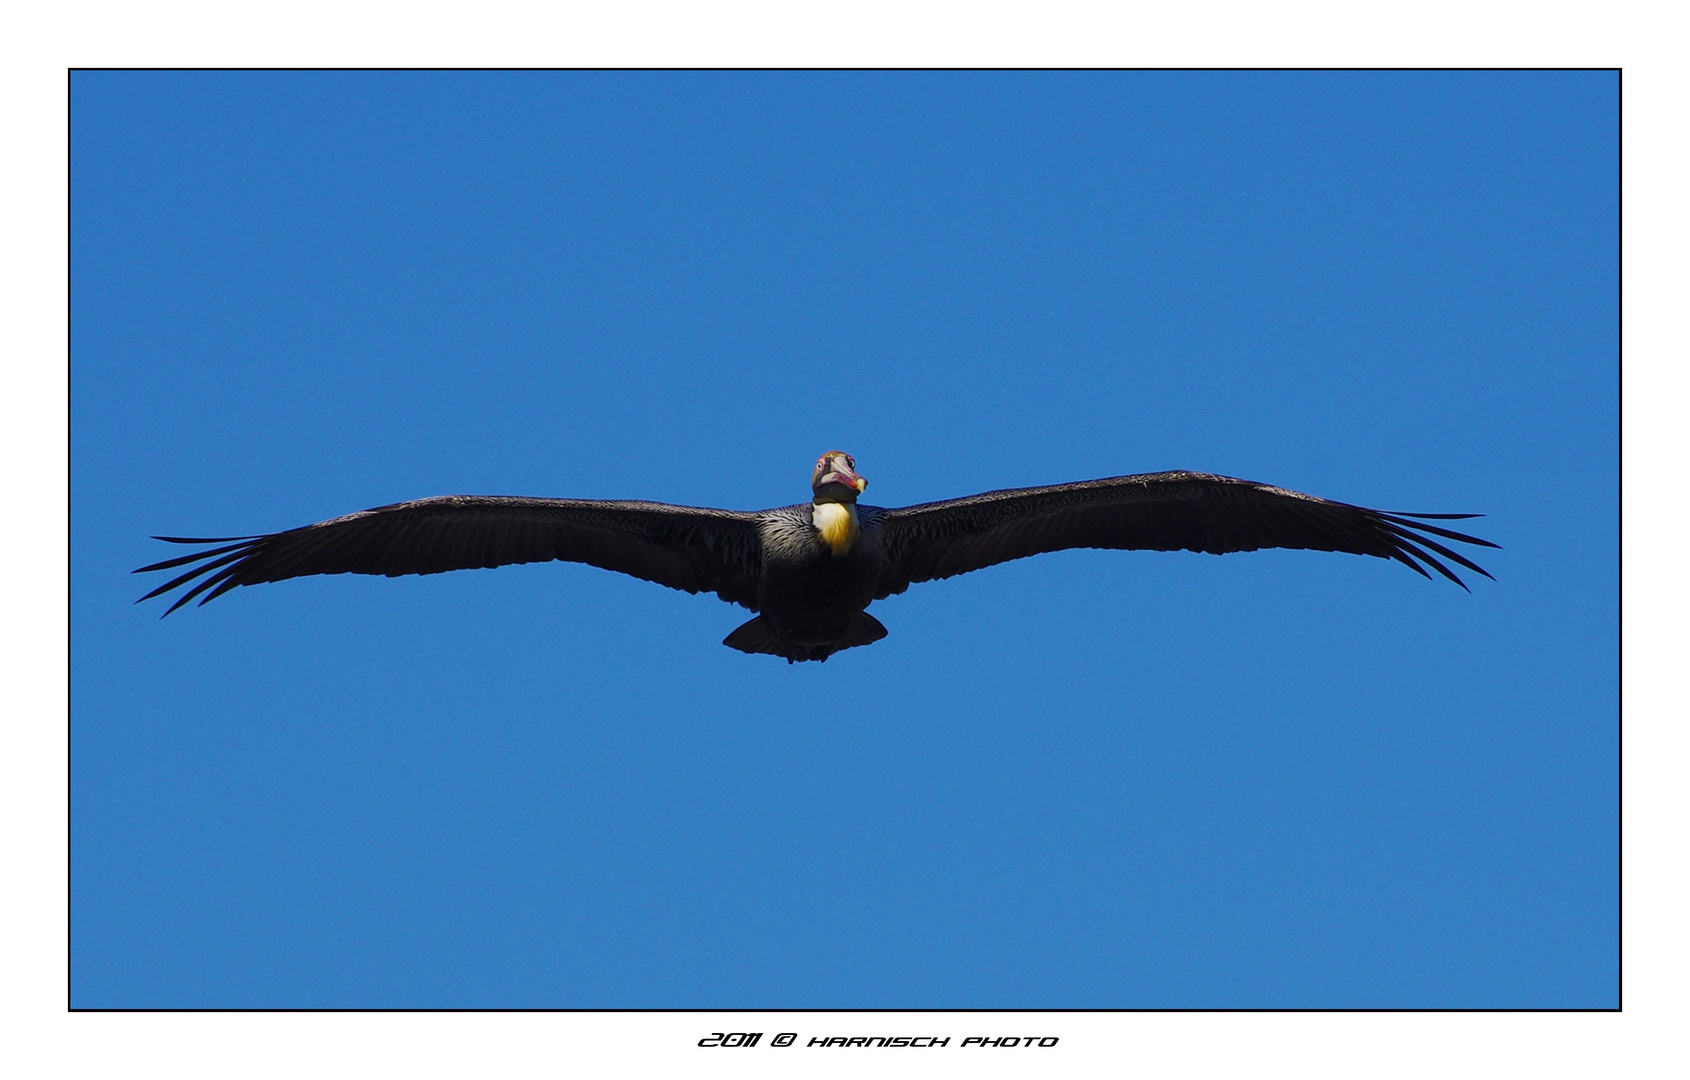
[137,451,1497,662]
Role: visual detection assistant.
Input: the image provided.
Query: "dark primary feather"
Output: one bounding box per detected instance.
[135,495,764,615]
[875,471,1497,598]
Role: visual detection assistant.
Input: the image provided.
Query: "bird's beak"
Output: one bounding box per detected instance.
[826,469,866,493]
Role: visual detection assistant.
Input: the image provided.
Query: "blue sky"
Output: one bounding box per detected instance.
[70,71,1616,1008]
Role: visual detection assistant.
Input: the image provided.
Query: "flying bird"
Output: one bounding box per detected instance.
[138,452,1497,662]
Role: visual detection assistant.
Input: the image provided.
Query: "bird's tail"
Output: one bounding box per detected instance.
[722,614,888,663]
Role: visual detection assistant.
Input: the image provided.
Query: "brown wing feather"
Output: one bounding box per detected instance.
[136,496,764,614]
[875,471,1496,599]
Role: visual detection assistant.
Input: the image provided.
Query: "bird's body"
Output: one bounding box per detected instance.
[742,501,887,660]
[139,452,1497,662]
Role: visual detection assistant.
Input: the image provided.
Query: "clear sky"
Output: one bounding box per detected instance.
[70,71,1616,1008]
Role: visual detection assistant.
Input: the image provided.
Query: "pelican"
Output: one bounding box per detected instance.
[137,452,1496,662]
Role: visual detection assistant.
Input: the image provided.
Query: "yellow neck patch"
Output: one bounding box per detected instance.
[812,501,859,556]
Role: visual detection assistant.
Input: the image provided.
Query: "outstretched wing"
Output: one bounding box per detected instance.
[876,471,1497,598]
[137,496,764,614]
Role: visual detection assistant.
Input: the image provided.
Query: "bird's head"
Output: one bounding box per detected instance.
[811,451,867,504]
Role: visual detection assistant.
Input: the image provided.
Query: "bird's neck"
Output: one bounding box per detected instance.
[811,500,859,556]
